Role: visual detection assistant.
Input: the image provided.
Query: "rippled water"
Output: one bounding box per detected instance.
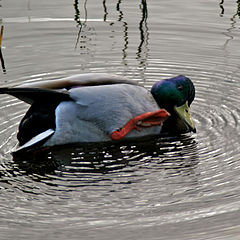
[1,0,240,239]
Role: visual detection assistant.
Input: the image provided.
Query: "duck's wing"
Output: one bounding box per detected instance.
[17,73,141,89]
[0,74,139,104]
[0,87,71,104]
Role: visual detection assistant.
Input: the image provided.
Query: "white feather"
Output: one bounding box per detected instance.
[14,129,55,152]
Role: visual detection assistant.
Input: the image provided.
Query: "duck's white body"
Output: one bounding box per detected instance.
[46,83,161,146]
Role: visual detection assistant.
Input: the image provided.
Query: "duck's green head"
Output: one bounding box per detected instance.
[151,75,196,134]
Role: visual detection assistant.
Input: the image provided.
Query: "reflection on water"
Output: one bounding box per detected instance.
[74,0,88,50]
[220,0,240,18]
[237,0,240,16]
[103,0,108,21]
[116,0,128,63]
[0,25,6,73]
[231,0,240,18]
[74,0,84,26]
[219,0,224,16]
[137,0,149,76]
[74,0,149,72]
[12,135,198,179]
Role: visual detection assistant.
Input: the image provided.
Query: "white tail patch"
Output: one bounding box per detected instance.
[13,129,55,153]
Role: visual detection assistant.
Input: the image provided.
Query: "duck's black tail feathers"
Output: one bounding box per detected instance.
[0,87,72,147]
[0,87,71,104]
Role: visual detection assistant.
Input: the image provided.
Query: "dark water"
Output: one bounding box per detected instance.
[1,0,240,239]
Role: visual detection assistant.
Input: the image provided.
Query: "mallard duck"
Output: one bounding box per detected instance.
[0,73,195,152]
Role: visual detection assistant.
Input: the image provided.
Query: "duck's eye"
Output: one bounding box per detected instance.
[177,85,183,91]
[185,109,189,113]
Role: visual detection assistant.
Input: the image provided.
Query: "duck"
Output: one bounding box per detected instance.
[0,73,196,152]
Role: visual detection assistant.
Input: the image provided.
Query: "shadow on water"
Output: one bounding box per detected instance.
[11,135,199,183]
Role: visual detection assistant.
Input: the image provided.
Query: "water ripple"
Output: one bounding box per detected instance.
[1,1,240,237]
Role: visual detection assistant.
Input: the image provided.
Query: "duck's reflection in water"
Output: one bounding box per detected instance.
[13,135,199,186]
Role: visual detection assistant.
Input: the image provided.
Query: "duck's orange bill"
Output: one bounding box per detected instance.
[110,109,170,141]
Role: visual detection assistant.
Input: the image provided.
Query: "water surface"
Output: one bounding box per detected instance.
[1,0,240,239]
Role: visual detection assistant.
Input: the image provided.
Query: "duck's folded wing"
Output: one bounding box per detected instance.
[0,87,71,104]
[17,73,141,89]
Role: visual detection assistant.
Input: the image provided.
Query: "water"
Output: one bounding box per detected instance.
[1,0,240,239]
